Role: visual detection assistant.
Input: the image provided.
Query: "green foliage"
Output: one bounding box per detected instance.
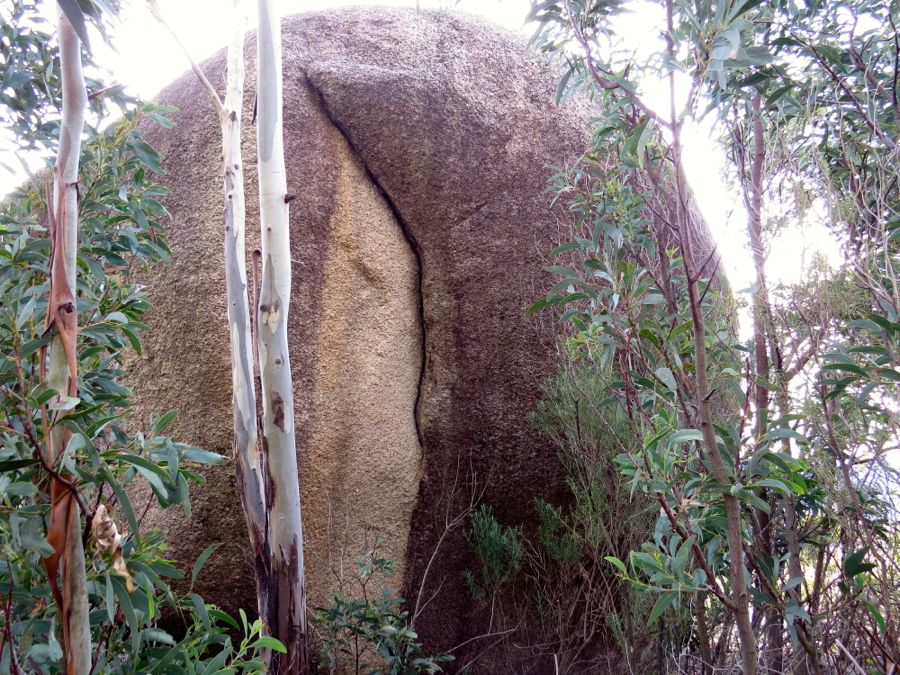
[0,103,277,672]
[312,536,453,674]
[135,604,286,674]
[534,139,747,595]
[530,363,659,669]
[463,505,524,600]
[0,0,131,161]
[0,0,64,156]
[527,0,900,670]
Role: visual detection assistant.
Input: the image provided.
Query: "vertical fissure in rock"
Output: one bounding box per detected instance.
[303,73,427,453]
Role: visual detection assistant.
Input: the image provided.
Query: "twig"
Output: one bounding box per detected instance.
[792,33,896,149]
[146,0,225,120]
[1,563,20,675]
[835,638,868,675]
[562,0,670,130]
[447,624,518,653]
[1,417,92,519]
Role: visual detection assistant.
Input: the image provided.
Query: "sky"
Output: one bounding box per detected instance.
[4,0,842,312]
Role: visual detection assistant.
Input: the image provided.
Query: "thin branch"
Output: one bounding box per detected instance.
[1,419,92,519]
[562,0,670,130]
[835,639,869,675]
[792,33,896,149]
[146,0,225,120]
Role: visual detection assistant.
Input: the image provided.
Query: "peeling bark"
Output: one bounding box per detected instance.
[41,8,91,675]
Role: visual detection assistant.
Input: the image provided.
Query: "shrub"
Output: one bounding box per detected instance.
[312,535,453,674]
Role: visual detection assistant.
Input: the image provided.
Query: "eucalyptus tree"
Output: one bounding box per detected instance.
[40,6,92,672]
[150,0,308,668]
[530,0,759,669]
[786,2,900,669]
[674,3,898,670]
[528,0,899,673]
[254,0,309,670]
[0,2,275,672]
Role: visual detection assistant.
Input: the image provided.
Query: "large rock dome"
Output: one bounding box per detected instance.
[129,7,705,668]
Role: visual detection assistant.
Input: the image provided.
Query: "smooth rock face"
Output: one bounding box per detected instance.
[131,6,600,663]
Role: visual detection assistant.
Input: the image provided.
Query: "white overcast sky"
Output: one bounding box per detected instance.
[5,0,842,304]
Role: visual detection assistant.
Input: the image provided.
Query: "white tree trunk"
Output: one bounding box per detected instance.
[149,3,305,666]
[255,0,309,671]
[221,0,268,551]
[45,8,91,674]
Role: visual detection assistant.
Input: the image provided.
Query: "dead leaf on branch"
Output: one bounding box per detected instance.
[91,505,135,592]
